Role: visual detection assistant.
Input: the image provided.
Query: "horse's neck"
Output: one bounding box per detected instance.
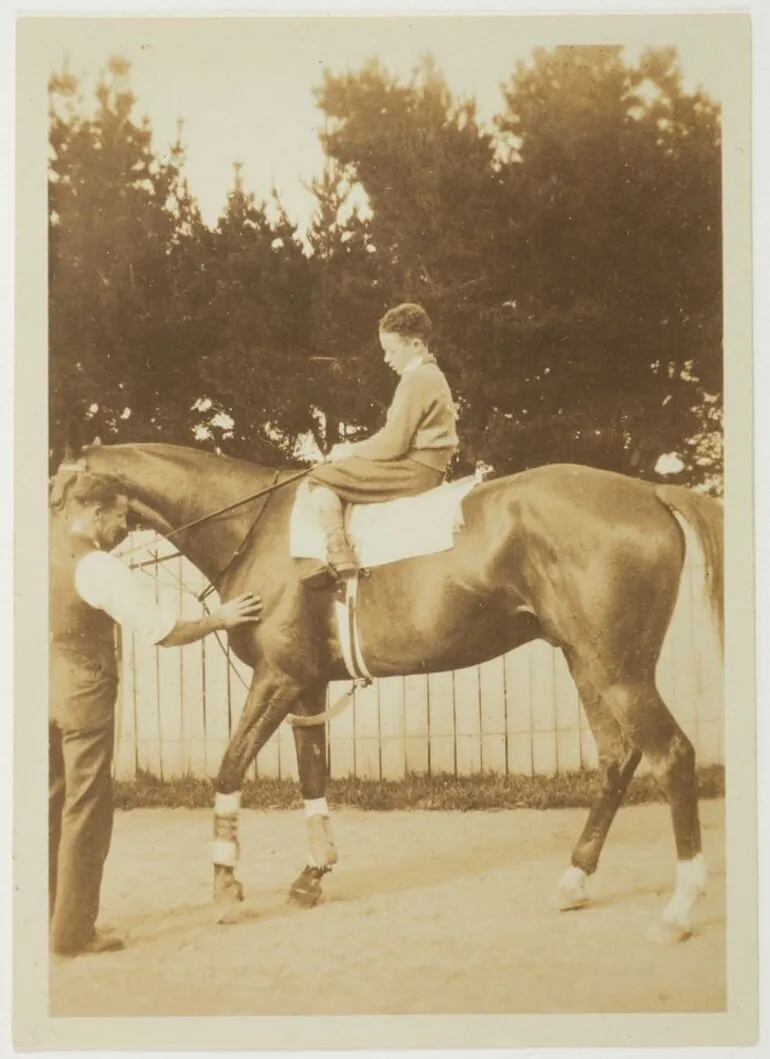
[112,448,279,585]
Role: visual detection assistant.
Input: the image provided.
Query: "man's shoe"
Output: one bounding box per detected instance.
[53,929,126,958]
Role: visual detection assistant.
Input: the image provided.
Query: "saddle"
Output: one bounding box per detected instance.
[289,477,480,679]
[289,477,479,574]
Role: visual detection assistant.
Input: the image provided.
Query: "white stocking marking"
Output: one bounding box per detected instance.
[661,853,707,930]
[558,865,588,905]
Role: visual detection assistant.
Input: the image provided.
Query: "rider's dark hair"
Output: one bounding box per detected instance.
[379,303,432,344]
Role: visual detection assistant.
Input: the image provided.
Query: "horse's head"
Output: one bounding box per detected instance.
[50,440,278,567]
[49,440,176,536]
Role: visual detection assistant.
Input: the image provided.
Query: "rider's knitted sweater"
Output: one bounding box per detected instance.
[351,356,459,472]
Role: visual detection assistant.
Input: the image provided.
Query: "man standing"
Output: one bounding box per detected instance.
[49,470,262,957]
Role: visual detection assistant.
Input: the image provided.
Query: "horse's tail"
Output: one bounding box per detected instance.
[653,484,724,656]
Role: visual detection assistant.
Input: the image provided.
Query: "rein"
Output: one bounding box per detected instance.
[66,453,364,730]
[98,462,310,579]
[197,469,282,602]
[140,466,311,544]
[125,464,306,600]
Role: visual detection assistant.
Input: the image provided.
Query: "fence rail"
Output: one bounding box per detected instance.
[113,530,724,782]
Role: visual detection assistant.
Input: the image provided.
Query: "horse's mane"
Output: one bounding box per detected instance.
[87,439,308,475]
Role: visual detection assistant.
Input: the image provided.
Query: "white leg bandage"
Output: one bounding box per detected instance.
[304,801,338,869]
[213,791,241,867]
[215,791,241,814]
[212,840,239,867]
[304,797,330,819]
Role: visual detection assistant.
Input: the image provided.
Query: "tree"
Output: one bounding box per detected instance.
[302,164,396,454]
[190,170,315,463]
[48,58,204,468]
[313,47,723,488]
[492,45,722,483]
[49,46,722,492]
[197,164,395,464]
[316,56,518,474]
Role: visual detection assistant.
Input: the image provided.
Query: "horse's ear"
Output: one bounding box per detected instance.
[92,436,102,447]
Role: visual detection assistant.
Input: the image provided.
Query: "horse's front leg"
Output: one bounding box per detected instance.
[287,685,338,908]
[211,673,299,917]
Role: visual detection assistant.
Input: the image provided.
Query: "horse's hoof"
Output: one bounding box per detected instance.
[214,892,245,925]
[289,886,321,909]
[646,919,693,944]
[213,871,245,922]
[289,865,327,908]
[551,888,589,912]
[214,876,244,902]
[551,866,589,911]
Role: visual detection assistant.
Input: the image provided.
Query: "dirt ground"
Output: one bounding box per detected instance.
[50,799,725,1017]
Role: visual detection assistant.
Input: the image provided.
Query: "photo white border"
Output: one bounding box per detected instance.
[4,0,767,1054]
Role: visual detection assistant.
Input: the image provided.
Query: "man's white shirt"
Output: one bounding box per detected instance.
[74,550,178,646]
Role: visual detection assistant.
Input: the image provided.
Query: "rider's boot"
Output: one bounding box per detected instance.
[300,487,359,588]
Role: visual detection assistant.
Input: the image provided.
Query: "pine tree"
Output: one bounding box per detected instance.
[48,57,203,466]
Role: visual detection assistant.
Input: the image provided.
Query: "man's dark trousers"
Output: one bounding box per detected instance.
[49,715,115,953]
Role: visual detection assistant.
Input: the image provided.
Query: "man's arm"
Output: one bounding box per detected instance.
[75,551,262,646]
[158,593,262,647]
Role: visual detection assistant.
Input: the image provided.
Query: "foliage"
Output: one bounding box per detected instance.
[316,47,722,483]
[492,46,722,481]
[48,58,206,463]
[48,47,723,490]
[113,764,725,812]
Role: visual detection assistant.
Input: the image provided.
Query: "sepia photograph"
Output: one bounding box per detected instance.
[12,5,758,1052]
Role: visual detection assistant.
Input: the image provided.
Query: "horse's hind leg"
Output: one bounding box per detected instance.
[613,682,706,943]
[553,658,642,911]
[566,672,705,941]
[287,686,339,908]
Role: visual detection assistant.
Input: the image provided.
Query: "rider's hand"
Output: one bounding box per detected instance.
[213,592,263,629]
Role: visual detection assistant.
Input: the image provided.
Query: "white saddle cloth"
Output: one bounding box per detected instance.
[289,476,479,569]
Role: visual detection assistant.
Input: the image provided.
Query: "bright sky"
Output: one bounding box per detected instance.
[37,15,730,232]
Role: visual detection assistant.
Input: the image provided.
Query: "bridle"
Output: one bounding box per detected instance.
[193,468,282,603]
[56,454,364,729]
[58,456,312,601]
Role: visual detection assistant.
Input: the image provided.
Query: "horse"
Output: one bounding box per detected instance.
[53,441,723,943]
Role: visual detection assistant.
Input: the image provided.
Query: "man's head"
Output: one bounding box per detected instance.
[378,303,432,375]
[50,470,130,551]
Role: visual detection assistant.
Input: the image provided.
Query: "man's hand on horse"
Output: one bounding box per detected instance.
[213,592,263,629]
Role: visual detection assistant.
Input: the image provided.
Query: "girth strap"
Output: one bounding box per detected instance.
[335,575,373,682]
